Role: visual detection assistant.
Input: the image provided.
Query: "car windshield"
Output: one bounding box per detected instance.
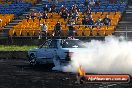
[61,39,86,48]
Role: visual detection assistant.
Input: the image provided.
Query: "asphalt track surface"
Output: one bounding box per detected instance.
[0,59,131,88]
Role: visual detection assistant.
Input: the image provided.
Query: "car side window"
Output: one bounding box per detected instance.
[41,41,49,48]
[49,40,57,48]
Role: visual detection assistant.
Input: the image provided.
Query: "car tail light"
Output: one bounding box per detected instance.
[65,52,73,61]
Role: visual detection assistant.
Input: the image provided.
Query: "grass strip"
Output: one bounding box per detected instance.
[0,45,37,51]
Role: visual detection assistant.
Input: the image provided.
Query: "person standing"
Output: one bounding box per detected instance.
[68,24,76,37]
[102,15,111,25]
[54,21,62,36]
[43,5,49,12]
[39,23,48,39]
[41,23,48,36]
[38,12,43,21]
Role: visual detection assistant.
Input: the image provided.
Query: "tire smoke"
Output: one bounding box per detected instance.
[62,36,132,75]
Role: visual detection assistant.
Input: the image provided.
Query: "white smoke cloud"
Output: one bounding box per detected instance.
[61,36,132,75]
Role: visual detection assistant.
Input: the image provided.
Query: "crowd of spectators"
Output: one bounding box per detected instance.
[25,0,125,37]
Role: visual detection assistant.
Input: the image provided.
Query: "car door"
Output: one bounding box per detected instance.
[37,40,58,63]
[45,40,58,63]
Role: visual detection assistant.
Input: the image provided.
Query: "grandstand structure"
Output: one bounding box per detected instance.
[0,0,132,43]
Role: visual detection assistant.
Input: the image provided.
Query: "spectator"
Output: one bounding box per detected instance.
[121,1,127,5]
[50,4,56,13]
[42,11,48,19]
[109,0,116,4]
[72,9,79,21]
[61,10,68,21]
[84,0,89,7]
[31,10,37,20]
[60,5,66,13]
[87,17,94,25]
[51,0,58,5]
[40,23,48,36]
[65,8,69,13]
[89,0,95,7]
[68,11,74,18]
[43,5,49,12]
[119,0,125,4]
[82,16,87,25]
[95,0,100,7]
[84,5,91,18]
[67,17,75,25]
[87,17,94,28]
[95,17,103,26]
[102,15,111,25]
[38,12,43,21]
[54,21,62,36]
[68,24,76,37]
[95,17,102,30]
[84,5,91,12]
[71,4,79,13]
[26,13,31,20]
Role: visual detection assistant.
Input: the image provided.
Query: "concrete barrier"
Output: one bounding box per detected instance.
[0,51,28,59]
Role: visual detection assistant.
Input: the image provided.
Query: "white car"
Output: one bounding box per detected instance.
[28,39,86,66]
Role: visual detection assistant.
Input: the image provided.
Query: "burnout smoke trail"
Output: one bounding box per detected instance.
[62,36,132,75]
